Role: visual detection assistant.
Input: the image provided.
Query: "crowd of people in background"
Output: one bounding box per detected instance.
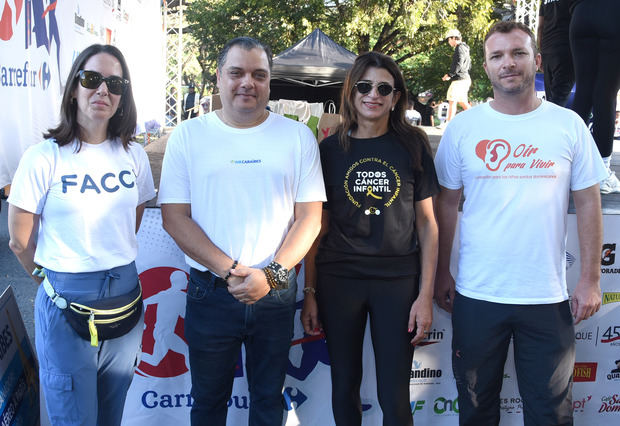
[5,5,618,424]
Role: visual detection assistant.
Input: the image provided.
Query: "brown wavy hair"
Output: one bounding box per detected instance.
[338,51,431,170]
[44,44,137,151]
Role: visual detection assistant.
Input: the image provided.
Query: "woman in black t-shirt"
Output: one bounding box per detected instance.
[301,52,439,426]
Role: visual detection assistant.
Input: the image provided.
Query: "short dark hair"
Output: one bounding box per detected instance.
[484,21,538,58]
[44,44,137,151]
[338,51,431,171]
[217,37,273,71]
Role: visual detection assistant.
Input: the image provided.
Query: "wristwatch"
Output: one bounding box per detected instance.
[264,261,289,290]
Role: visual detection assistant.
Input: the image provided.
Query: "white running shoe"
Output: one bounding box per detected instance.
[600,170,620,194]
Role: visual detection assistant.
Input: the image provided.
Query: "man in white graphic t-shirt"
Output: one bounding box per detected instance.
[158,37,325,426]
[434,21,607,426]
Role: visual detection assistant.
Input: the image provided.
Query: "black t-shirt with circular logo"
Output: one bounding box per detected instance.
[316,132,439,279]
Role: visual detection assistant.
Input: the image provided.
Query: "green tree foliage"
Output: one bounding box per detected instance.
[186,0,510,101]
[186,0,324,90]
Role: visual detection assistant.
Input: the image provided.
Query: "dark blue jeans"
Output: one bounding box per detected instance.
[185,268,297,426]
[452,293,575,426]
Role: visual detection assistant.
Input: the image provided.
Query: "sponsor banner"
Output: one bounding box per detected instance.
[0,286,39,426]
[573,362,597,382]
[0,0,164,188]
[123,210,620,425]
[599,393,620,414]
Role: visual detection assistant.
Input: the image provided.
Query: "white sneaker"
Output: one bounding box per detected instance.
[600,170,620,194]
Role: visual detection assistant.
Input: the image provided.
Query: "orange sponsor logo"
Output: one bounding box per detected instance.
[573,362,597,382]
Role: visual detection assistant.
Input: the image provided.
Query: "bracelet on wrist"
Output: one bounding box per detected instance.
[262,267,278,289]
[302,287,316,295]
[224,260,238,281]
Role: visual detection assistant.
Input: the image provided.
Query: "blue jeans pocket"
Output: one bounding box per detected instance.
[41,370,80,424]
[187,275,209,301]
[262,270,298,305]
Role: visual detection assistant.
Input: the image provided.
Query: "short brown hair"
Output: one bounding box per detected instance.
[217,37,272,72]
[484,21,538,58]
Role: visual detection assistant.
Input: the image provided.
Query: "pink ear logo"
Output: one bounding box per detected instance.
[475,139,511,172]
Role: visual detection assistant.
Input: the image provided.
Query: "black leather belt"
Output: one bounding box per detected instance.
[191,268,229,289]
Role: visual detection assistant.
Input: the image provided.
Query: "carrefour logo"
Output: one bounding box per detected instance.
[1,61,50,89]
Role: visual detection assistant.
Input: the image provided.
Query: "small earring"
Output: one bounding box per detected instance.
[119,106,124,117]
[391,106,395,112]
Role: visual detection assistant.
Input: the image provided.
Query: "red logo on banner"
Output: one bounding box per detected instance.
[0,0,23,40]
[573,362,597,382]
[136,267,189,378]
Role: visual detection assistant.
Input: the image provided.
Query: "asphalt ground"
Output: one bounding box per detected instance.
[0,198,37,348]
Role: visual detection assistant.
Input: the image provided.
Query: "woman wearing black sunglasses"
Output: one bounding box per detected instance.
[301,52,439,425]
[7,44,155,425]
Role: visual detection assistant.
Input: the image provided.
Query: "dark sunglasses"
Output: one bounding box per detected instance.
[76,70,129,95]
[354,81,396,96]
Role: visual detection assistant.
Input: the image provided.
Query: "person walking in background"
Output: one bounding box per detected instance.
[441,29,472,126]
[538,0,574,107]
[435,21,606,425]
[302,52,439,426]
[570,0,620,194]
[8,44,155,425]
[158,37,325,426]
[182,83,199,120]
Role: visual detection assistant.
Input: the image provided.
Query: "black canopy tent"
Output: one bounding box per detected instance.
[269,29,357,106]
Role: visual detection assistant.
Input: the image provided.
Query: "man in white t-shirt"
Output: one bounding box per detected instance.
[434,21,606,426]
[158,37,325,426]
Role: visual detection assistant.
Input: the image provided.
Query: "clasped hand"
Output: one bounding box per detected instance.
[226,265,270,304]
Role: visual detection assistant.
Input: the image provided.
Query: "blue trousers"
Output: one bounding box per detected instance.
[36,262,143,426]
[185,268,297,426]
[452,293,575,426]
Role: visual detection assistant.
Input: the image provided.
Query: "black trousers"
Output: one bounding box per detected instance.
[452,293,575,426]
[570,0,620,158]
[316,272,418,426]
[542,49,574,108]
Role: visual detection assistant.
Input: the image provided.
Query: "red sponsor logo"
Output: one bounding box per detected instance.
[573,395,592,413]
[573,362,597,382]
[600,394,620,413]
[0,0,23,41]
[474,139,554,174]
[136,267,189,379]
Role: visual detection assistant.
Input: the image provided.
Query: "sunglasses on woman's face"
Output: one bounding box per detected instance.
[354,81,396,96]
[76,70,129,95]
